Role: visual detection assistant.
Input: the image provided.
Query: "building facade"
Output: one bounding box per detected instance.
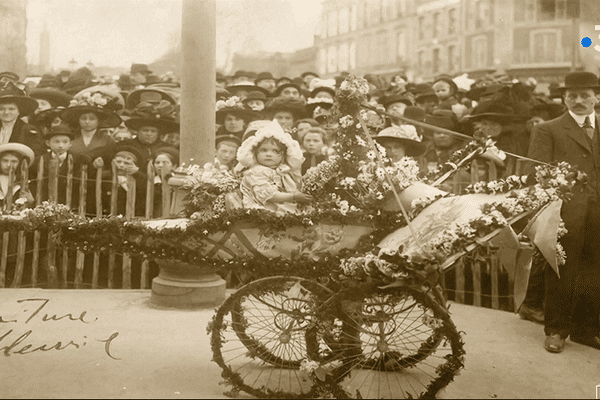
[0,0,28,78]
[314,0,600,83]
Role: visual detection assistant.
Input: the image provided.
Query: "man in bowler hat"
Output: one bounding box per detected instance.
[528,71,600,353]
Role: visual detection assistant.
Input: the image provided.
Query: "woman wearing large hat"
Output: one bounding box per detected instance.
[216,97,260,141]
[373,125,426,162]
[225,80,269,101]
[0,82,46,156]
[60,91,123,157]
[263,97,307,132]
[125,87,180,110]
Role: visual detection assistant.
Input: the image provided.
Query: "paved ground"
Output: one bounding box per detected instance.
[0,289,598,399]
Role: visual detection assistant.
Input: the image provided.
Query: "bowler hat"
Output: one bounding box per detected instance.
[242,91,268,104]
[301,71,319,79]
[0,82,39,115]
[273,82,302,98]
[276,77,292,86]
[254,72,275,84]
[559,71,600,92]
[215,134,242,148]
[45,123,75,139]
[130,63,152,75]
[225,82,270,97]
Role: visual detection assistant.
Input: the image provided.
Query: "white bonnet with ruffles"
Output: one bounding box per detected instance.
[236,120,304,170]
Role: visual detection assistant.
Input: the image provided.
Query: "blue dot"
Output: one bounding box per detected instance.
[581,37,592,47]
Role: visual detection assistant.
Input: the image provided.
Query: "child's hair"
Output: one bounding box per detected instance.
[294,118,320,129]
[303,127,326,141]
[114,150,139,166]
[216,140,239,150]
[0,151,25,179]
[252,137,287,157]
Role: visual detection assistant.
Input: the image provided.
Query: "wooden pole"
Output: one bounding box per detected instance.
[180,0,216,166]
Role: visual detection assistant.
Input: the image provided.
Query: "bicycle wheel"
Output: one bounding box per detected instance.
[210,276,332,398]
[311,284,465,399]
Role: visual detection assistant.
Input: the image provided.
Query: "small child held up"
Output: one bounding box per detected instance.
[214,134,241,171]
[432,75,469,120]
[237,120,312,214]
[301,127,327,175]
[0,143,35,210]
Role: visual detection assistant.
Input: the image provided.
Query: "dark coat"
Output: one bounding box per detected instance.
[527,112,600,234]
[5,119,47,156]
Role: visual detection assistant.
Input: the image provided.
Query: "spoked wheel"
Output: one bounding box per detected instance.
[312,285,465,399]
[210,276,332,398]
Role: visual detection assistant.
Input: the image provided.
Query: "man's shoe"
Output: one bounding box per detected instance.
[518,305,544,324]
[544,334,565,353]
[570,335,600,350]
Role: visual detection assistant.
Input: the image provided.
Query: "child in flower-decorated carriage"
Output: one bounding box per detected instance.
[237,120,312,214]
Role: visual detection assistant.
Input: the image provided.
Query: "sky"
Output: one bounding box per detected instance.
[26,0,322,71]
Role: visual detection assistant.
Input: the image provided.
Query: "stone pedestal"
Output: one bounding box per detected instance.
[151,259,226,309]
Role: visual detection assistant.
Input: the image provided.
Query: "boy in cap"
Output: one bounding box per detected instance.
[215,134,241,171]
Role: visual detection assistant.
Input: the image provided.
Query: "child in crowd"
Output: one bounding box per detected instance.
[101,145,147,217]
[0,143,35,210]
[237,120,312,214]
[34,124,89,207]
[432,75,469,120]
[294,118,320,146]
[301,127,327,175]
[152,147,179,218]
[214,134,241,171]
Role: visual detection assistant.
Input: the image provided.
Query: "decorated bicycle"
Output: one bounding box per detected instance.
[59,76,575,399]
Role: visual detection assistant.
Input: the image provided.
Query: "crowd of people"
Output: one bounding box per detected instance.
[0,63,599,354]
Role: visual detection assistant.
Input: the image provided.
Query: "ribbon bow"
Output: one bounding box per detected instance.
[132,100,175,120]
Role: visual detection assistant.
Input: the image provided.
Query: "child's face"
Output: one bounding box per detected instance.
[303,133,324,155]
[256,141,284,168]
[154,154,174,175]
[215,142,238,165]
[246,100,265,111]
[274,111,294,129]
[0,153,20,175]
[433,81,453,100]
[113,153,137,173]
[46,135,72,155]
[224,113,245,133]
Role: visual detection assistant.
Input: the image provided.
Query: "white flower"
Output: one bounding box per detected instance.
[300,359,320,374]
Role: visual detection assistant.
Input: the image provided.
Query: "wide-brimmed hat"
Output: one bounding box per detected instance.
[152,146,180,165]
[29,88,74,108]
[126,87,179,110]
[31,107,65,128]
[242,91,268,104]
[130,63,152,75]
[273,82,302,98]
[0,143,35,165]
[309,85,336,99]
[530,102,566,120]
[74,86,125,112]
[466,102,528,123]
[0,71,20,82]
[254,72,275,84]
[264,97,307,120]
[44,123,75,139]
[381,93,412,109]
[301,71,320,79]
[125,100,180,134]
[0,82,39,115]
[305,97,334,115]
[226,81,270,97]
[374,125,426,157]
[216,105,259,125]
[558,71,600,92]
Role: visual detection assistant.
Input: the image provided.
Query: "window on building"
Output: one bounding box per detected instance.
[397,30,407,60]
[338,43,349,71]
[419,16,425,40]
[339,8,349,34]
[472,36,488,68]
[538,0,556,21]
[317,48,327,75]
[448,45,456,71]
[382,0,393,21]
[321,15,328,38]
[327,46,337,73]
[526,0,535,21]
[556,0,567,19]
[433,13,440,38]
[363,0,370,27]
[449,9,456,35]
[350,5,358,31]
[475,0,490,29]
[532,30,558,62]
[432,48,441,73]
[349,42,357,70]
[418,50,424,69]
[328,12,338,37]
